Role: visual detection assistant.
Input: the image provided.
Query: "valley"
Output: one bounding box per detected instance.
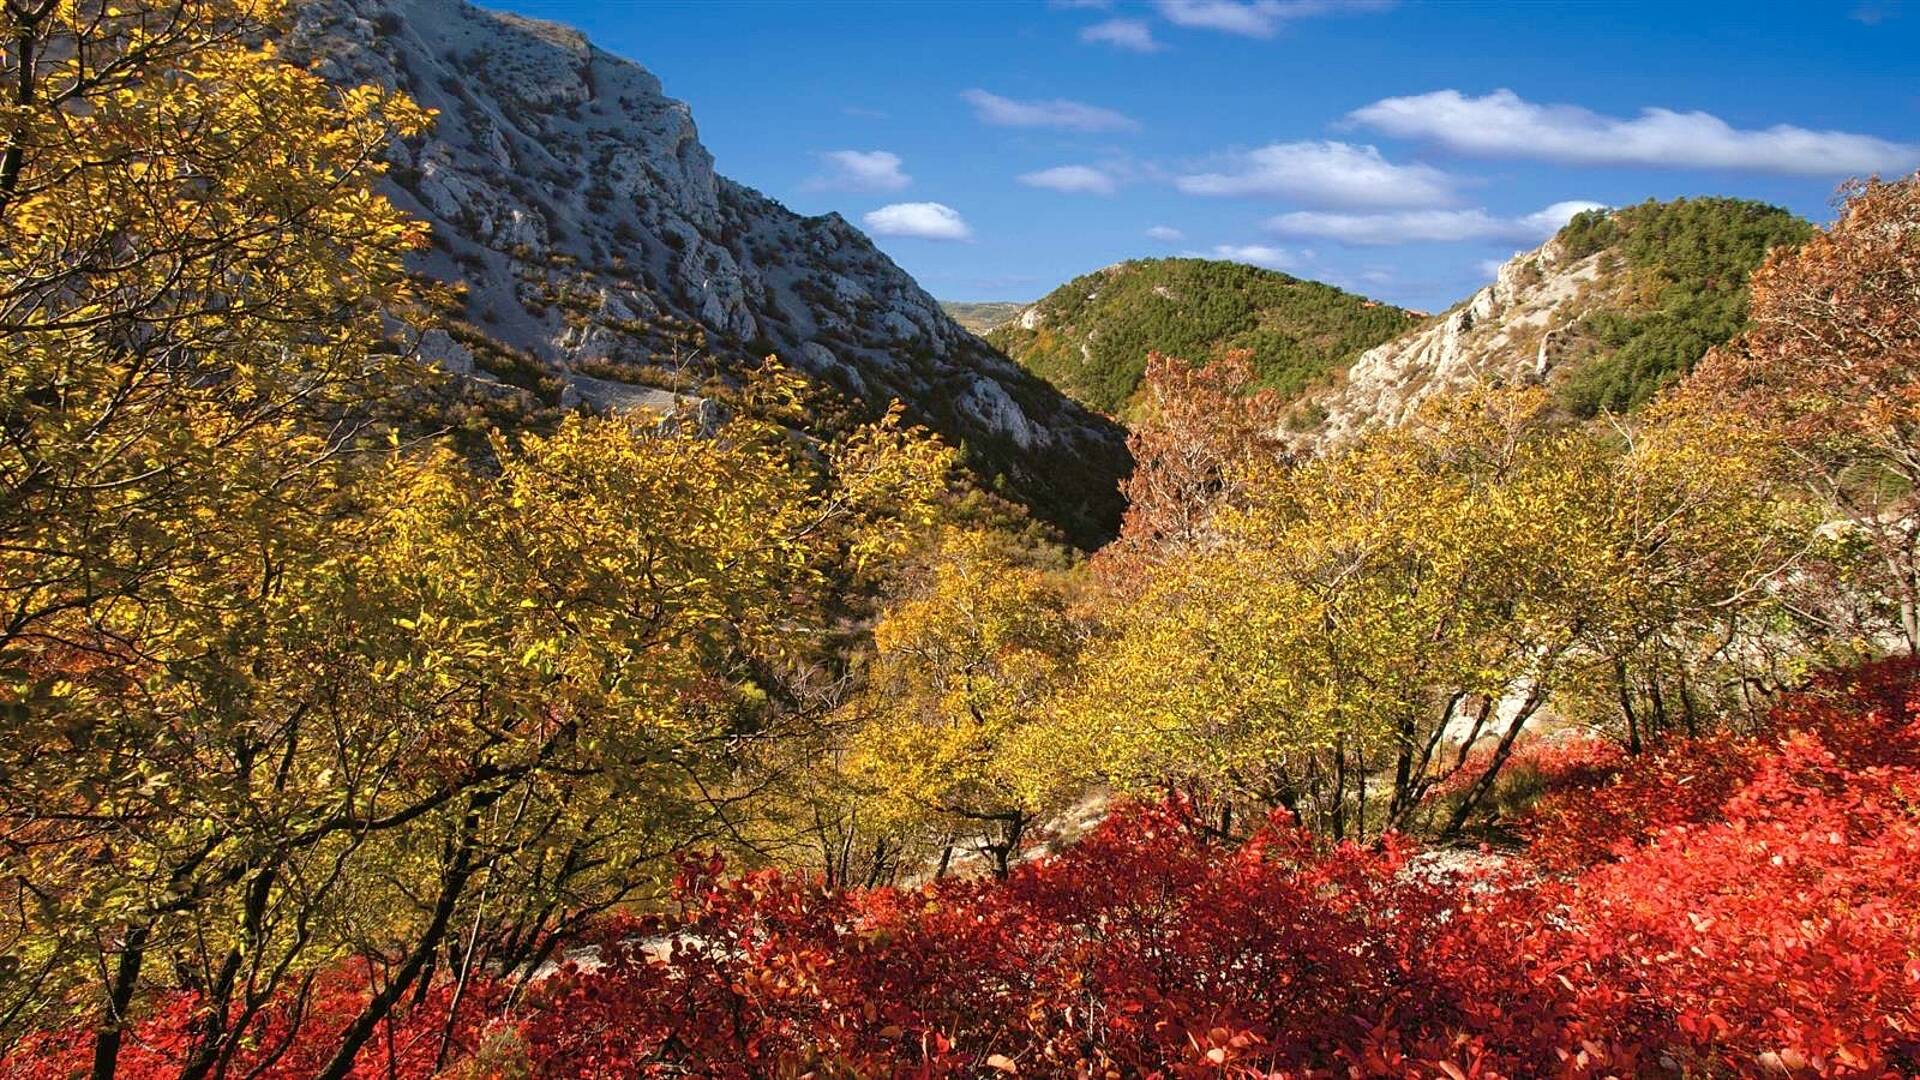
[1,0,1914,1077]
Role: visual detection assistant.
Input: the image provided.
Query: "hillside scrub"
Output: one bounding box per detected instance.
[9,658,1917,1077]
[986,258,1416,414]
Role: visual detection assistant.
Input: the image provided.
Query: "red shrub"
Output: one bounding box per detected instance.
[10,661,1917,1078]
[518,810,1515,1077]
[3,967,503,1080]
[1550,728,1920,1076]
[1425,732,1626,805]
[1525,657,1920,871]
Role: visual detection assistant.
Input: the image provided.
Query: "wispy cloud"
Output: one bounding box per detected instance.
[1264,199,1605,245]
[1176,140,1455,208]
[1081,17,1165,51]
[806,150,911,193]
[1349,89,1919,177]
[1154,0,1391,38]
[1209,243,1307,270]
[1146,225,1185,242]
[1850,0,1900,24]
[962,89,1141,133]
[1019,165,1119,195]
[863,202,973,241]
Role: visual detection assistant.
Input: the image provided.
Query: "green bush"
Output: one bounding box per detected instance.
[1554,198,1812,416]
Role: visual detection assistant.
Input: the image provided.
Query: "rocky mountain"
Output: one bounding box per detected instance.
[286,0,1128,544]
[1294,198,1812,448]
[985,258,1417,416]
[940,301,1028,335]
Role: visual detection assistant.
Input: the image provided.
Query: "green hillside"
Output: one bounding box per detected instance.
[1550,197,1813,416]
[985,258,1417,414]
[941,300,1028,334]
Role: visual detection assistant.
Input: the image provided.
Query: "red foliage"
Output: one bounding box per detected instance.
[516,660,1920,1077]
[1524,658,1920,871]
[1095,351,1288,586]
[4,967,502,1080]
[11,660,1919,1078]
[1425,732,1625,806]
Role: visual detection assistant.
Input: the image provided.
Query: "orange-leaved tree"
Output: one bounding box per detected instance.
[1684,172,1920,651]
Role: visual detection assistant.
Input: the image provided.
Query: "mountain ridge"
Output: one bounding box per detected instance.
[1292,197,1813,448]
[984,257,1418,416]
[287,0,1128,544]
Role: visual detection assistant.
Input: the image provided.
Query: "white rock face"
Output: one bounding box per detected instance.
[1301,238,1603,448]
[287,0,1127,537]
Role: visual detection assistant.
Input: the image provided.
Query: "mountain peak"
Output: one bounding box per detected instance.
[986,257,1416,416]
[288,0,1128,544]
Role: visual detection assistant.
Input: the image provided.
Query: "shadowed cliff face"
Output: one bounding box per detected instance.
[289,0,1129,545]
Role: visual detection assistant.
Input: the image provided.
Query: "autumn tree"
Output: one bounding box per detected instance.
[1094,351,1287,587]
[1684,172,1920,651]
[841,529,1087,879]
[1054,386,1799,840]
[0,1,959,1073]
[0,0,433,1071]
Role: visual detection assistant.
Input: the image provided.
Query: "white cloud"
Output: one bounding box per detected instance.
[806,150,910,193]
[1019,164,1118,195]
[1146,225,1185,242]
[1516,199,1609,234]
[1349,89,1919,177]
[1081,17,1164,51]
[1210,243,1306,270]
[1176,140,1455,208]
[1476,258,1509,279]
[1154,0,1391,37]
[1264,199,1605,245]
[863,202,973,241]
[961,89,1141,133]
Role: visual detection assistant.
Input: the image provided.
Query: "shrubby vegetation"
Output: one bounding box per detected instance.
[3,2,1918,1075]
[15,662,1915,1077]
[985,258,1415,414]
[0,6,951,1077]
[1554,198,1812,416]
[937,300,1026,334]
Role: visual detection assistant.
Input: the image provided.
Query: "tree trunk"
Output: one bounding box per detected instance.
[1616,659,1642,756]
[311,807,488,1080]
[0,7,42,215]
[1441,684,1547,839]
[89,924,151,1080]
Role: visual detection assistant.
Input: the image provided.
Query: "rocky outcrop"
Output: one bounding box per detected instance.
[287,0,1127,543]
[1302,239,1603,447]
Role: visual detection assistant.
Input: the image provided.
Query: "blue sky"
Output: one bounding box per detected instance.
[494,0,1915,311]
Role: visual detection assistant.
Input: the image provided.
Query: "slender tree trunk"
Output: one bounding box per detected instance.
[90,924,151,1080]
[176,864,281,1080]
[0,6,42,216]
[1616,659,1642,756]
[1329,739,1348,842]
[1442,684,1548,839]
[312,808,487,1080]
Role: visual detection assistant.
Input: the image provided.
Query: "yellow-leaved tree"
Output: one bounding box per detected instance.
[839,528,1086,879]
[0,1,958,1074]
[0,0,431,1072]
[1046,386,1799,840]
